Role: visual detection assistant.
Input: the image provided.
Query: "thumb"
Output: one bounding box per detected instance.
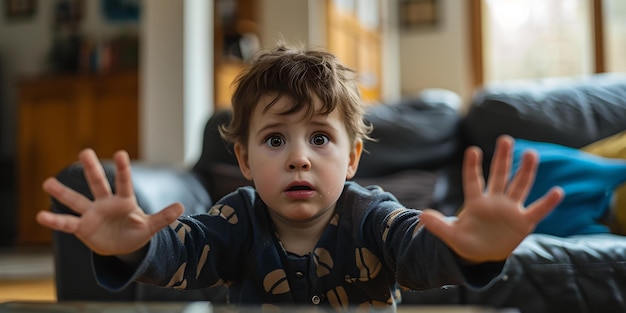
[148,203,184,234]
[420,209,455,243]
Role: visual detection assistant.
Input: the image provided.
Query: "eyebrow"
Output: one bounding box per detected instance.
[310,120,337,130]
[257,122,284,134]
[257,117,338,134]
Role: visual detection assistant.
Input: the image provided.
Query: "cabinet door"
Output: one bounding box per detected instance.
[17,81,87,245]
[92,72,139,158]
[17,72,139,245]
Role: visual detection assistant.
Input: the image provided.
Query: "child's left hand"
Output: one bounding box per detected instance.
[420,135,564,263]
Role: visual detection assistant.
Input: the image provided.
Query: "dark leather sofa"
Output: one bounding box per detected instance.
[50,73,626,312]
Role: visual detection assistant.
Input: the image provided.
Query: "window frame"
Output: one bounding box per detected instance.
[469,0,606,89]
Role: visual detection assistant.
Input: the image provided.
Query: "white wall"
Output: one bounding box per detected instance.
[398,0,473,102]
[258,0,311,49]
[184,0,213,166]
[141,0,213,166]
[140,1,185,165]
[381,0,401,101]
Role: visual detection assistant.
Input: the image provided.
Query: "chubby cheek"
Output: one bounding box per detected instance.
[247,156,280,185]
[318,160,351,197]
[318,184,343,204]
[250,162,288,207]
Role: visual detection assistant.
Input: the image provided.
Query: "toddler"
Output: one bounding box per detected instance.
[37,43,563,312]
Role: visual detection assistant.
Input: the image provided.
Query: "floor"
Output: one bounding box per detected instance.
[0,246,56,302]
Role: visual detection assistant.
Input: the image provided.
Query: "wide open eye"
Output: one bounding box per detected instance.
[264,135,285,147]
[310,134,330,146]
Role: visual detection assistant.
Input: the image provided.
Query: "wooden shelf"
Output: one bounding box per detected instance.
[17,70,139,245]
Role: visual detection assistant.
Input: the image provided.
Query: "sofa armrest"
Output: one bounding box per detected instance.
[53,162,212,216]
[50,162,226,302]
[402,233,626,312]
[464,233,626,312]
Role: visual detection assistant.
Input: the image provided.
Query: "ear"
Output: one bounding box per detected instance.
[346,139,363,180]
[234,142,254,181]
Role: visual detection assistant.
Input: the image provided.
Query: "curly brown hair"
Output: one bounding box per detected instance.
[219,42,372,146]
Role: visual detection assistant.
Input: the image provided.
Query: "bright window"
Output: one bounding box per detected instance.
[605,0,626,72]
[482,0,593,82]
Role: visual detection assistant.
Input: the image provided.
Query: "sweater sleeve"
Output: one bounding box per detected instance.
[93,187,256,291]
[361,191,506,292]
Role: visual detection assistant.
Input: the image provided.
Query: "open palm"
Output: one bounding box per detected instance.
[37,149,183,256]
[421,136,564,263]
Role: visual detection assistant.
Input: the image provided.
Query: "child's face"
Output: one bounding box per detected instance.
[234,94,362,223]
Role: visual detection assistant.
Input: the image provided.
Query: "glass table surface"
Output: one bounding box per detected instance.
[0,301,518,313]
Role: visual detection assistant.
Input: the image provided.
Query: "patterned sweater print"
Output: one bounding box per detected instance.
[93,182,505,312]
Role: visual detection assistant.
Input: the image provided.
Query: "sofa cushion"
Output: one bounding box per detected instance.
[464,73,626,172]
[352,169,438,210]
[356,89,462,178]
[193,109,244,201]
[512,138,626,237]
[208,163,253,202]
[581,130,626,234]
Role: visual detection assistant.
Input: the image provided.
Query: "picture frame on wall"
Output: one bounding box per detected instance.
[4,0,36,20]
[102,0,140,23]
[399,0,439,30]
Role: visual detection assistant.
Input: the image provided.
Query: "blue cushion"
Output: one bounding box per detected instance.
[511,139,626,237]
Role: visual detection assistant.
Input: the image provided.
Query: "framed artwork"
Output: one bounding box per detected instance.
[399,0,439,30]
[102,0,140,22]
[4,0,36,19]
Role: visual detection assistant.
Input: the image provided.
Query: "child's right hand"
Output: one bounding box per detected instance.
[37,149,184,257]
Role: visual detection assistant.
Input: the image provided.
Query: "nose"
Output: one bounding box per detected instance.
[287,146,311,171]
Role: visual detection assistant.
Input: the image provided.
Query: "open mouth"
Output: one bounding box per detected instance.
[287,185,313,191]
[284,182,315,199]
[284,184,315,199]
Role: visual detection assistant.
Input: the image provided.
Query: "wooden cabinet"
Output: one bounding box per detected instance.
[213,0,258,109]
[327,0,382,103]
[17,71,139,245]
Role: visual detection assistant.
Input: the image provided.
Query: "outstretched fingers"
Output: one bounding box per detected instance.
[487,136,513,194]
[80,149,112,199]
[420,209,454,244]
[506,150,538,202]
[523,187,564,224]
[42,177,91,215]
[36,210,81,234]
[147,202,184,234]
[113,150,134,198]
[462,146,485,200]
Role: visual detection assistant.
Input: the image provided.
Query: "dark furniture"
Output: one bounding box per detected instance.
[0,301,505,313]
[0,64,18,247]
[18,71,139,246]
[50,73,626,312]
